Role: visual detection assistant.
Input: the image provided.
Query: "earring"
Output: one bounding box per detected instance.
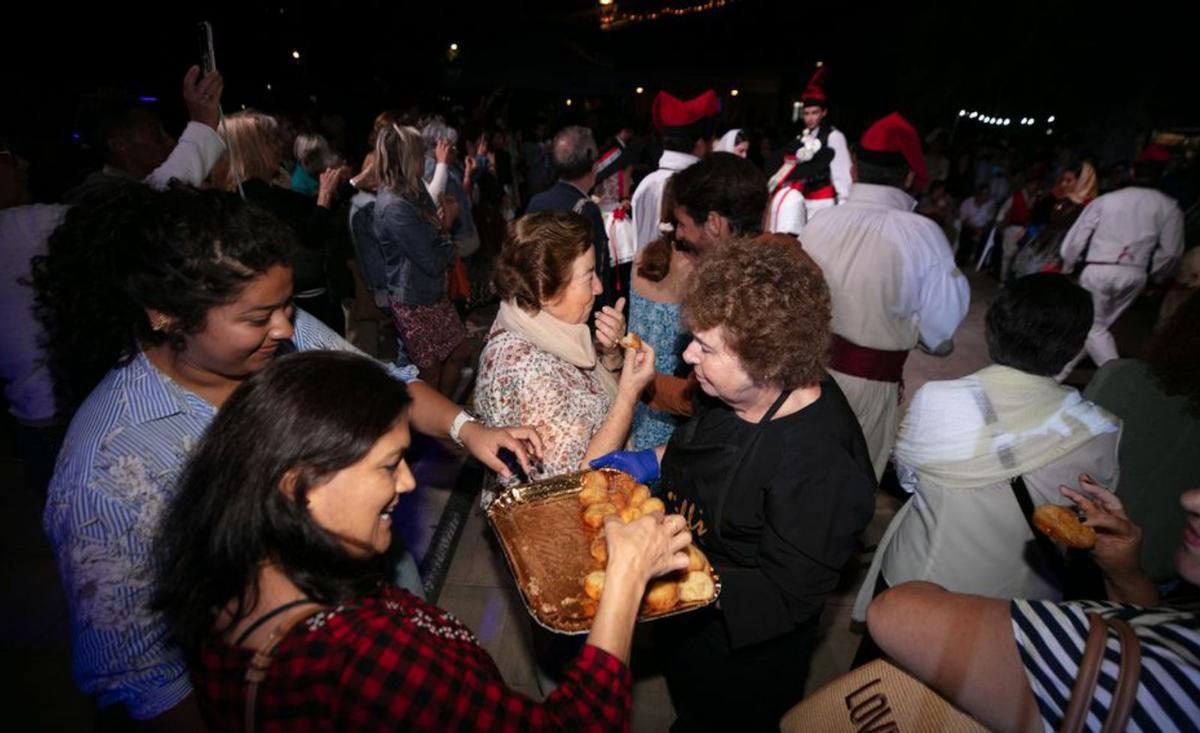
[151,315,169,332]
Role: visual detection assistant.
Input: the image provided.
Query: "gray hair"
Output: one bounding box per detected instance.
[420,117,458,150]
[552,126,597,181]
[293,132,335,174]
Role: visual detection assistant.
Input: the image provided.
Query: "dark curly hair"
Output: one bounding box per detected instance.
[31,184,295,412]
[683,237,831,389]
[1146,289,1200,416]
[154,351,412,660]
[985,274,1092,376]
[670,152,767,238]
[494,211,593,313]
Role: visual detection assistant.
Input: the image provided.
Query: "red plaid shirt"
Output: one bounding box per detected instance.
[194,585,632,732]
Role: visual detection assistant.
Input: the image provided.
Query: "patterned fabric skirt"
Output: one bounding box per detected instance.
[387,298,467,370]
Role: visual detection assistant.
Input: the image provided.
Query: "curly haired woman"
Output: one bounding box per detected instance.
[592,238,877,732]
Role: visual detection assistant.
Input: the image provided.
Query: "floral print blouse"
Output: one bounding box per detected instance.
[474,326,613,494]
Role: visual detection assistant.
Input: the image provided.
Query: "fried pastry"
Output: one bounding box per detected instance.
[583,502,618,529]
[619,506,642,524]
[1033,504,1097,549]
[620,332,643,350]
[640,497,666,516]
[630,484,651,508]
[686,544,709,572]
[642,578,679,613]
[608,471,638,495]
[583,570,606,601]
[590,535,608,566]
[677,570,716,603]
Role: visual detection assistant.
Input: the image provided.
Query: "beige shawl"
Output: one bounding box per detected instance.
[494,300,619,399]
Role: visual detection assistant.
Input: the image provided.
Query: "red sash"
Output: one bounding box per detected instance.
[804,185,836,201]
[829,334,908,383]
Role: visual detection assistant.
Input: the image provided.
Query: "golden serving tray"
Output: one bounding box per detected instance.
[485,468,721,634]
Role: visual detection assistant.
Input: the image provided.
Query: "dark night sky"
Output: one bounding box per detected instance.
[5,1,1198,162]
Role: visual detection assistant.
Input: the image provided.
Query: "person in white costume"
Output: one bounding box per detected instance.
[630,90,719,256]
[799,112,969,480]
[765,66,851,235]
[1057,144,1184,379]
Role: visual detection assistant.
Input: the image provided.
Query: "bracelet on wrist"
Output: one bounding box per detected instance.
[449,410,478,446]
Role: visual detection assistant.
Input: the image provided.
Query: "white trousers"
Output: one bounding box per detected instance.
[1000,225,1026,281]
[1058,264,1147,379]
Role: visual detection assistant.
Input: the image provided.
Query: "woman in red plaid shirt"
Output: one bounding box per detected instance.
[154,351,693,732]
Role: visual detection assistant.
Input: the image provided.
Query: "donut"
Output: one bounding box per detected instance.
[583,502,618,529]
[578,481,610,507]
[608,471,638,495]
[640,497,666,516]
[583,571,606,601]
[630,484,651,508]
[590,535,608,566]
[619,506,642,524]
[1032,504,1097,549]
[686,544,709,572]
[642,578,680,613]
[620,332,643,350]
[677,570,716,603]
[610,490,630,510]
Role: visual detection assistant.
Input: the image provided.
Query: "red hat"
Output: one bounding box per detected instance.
[859,112,928,189]
[1136,144,1172,164]
[652,90,720,132]
[801,67,827,106]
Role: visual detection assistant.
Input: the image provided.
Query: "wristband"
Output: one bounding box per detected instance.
[449,410,478,446]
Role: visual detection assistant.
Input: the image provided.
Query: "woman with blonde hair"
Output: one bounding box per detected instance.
[212,110,349,334]
[372,122,471,396]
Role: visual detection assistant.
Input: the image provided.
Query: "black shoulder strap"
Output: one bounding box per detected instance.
[1010,475,1068,584]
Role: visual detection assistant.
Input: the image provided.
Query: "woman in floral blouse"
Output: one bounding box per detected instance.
[155,351,693,732]
[474,211,657,494]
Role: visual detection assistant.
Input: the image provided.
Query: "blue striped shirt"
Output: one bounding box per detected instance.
[1012,598,1200,732]
[43,309,417,719]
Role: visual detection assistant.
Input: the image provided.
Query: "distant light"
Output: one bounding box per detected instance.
[240,104,246,110]
[635,86,644,94]
[730,88,739,97]
[599,0,614,5]
[1003,118,1010,126]
[816,60,824,68]
[566,98,573,107]
[137,96,159,103]
[292,50,300,60]
[793,100,802,108]
[71,131,81,141]
[969,111,978,119]
[449,43,458,51]
[1047,128,1054,135]
[266,83,272,91]
[1047,115,1056,123]
[959,109,966,117]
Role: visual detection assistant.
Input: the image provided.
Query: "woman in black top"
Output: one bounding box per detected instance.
[592,239,876,732]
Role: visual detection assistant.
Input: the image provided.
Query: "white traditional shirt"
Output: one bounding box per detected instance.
[826,128,853,204]
[799,183,970,351]
[1060,186,1184,280]
[43,310,417,719]
[630,150,699,254]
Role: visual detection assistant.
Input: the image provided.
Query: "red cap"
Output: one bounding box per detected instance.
[860,112,928,189]
[1137,144,1172,164]
[652,90,720,132]
[801,67,827,106]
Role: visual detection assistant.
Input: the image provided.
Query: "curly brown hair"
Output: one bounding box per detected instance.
[1146,289,1200,416]
[682,237,831,389]
[494,211,593,313]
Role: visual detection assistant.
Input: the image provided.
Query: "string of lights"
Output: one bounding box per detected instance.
[600,0,738,30]
[958,109,1057,134]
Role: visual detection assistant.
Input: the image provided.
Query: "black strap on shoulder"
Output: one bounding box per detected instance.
[234,599,317,646]
[1010,475,1068,585]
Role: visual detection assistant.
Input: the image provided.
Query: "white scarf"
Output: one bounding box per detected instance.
[894,365,1120,490]
[494,300,619,399]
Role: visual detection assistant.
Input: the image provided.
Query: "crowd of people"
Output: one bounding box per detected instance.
[2,59,1198,732]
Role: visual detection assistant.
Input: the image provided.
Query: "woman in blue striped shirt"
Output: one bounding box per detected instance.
[866,479,1200,732]
[32,185,542,729]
